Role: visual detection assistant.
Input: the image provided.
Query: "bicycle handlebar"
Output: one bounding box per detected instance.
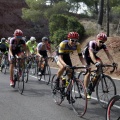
[96,63,117,73]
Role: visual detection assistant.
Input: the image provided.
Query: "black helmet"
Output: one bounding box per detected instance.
[1,38,6,42]
[42,37,48,42]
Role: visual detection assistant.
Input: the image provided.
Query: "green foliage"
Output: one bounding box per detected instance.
[22,8,43,22]
[49,14,85,46]
[49,14,68,35]
[50,29,68,46]
[44,1,70,19]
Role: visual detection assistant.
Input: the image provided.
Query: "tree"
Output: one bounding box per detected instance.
[49,14,85,46]
[97,0,104,31]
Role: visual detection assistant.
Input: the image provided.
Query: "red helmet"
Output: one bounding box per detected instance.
[67,32,79,39]
[14,29,23,36]
[97,32,107,41]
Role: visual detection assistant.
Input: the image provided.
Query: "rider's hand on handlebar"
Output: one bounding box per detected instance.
[95,62,101,67]
[112,62,118,67]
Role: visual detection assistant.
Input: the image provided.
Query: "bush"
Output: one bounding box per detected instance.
[49,14,85,46]
[50,29,68,47]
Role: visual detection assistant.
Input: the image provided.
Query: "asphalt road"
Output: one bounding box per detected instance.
[0,68,120,120]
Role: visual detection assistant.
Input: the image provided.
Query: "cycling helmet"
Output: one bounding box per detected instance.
[97,32,107,41]
[67,32,79,39]
[1,38,6,42]
[14,29,23,37]
[42,37,48,41]
[30,36,36,41]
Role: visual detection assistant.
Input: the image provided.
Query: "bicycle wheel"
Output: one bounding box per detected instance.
[51,74,64,105]
[30,61,37,75]
[13,69,18,88]
[78,71,85,83]
[1,64,7,74]
[44,65,51,85]
[106,95,120,120]
[71,79,87,117]
[24,66,29,83]
[96,75,117,108]
[18,70,24,94]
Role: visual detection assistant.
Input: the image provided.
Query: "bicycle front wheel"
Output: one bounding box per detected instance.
[18,71,25,94]
[51,74,64,105]
[44,65,51,85]
[106,95,120,120]
[96,75,117,108]
[71,79,87,117]
[24,66,29,83]
[78,71,85,83]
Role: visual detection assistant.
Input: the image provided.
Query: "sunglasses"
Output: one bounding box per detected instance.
[70,39,78,43]
[99,41,104,44]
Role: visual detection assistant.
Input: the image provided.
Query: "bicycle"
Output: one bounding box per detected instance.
[1,52,9,74]
[37,56,52,85]
[51,66,88,117]
[13,55,26,94]
[24,55,37,83]
[29,54,37,75]
[78,63,117,108]
[106,94,120,120]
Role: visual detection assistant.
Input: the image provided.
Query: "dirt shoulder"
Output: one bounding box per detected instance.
[49,36,120,80]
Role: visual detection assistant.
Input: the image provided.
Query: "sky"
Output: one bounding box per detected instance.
[35,0,88,14]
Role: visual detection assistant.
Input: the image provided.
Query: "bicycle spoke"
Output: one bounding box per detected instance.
[96,75,116,108]
[71,79,87,117]
[51,74,64,105]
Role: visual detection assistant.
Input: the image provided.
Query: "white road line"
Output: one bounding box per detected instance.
[29,74,120,109]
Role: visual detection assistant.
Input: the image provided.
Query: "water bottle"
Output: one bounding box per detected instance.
[41,63,44,70]
[92,73,98,83]
[62,77,66,87]
[65,79,69,87]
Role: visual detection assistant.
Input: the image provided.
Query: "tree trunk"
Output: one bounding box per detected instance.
[116,20,120,34]
[106,0,110,36]
[97,0,104,31]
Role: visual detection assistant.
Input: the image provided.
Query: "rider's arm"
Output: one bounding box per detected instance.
[9,44,14,57]
[36,43,42,57]
[77,43,86,65]
[89,49,97,64]
[58,42,68,67]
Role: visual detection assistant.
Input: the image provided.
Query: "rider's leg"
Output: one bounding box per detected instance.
[9,58,15,87]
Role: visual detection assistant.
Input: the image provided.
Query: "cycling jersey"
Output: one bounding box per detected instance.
[0,42,9,53]
[55,40,82,66]
[58,40,82,55]
[37,42,48,58]
[26,40,37,54]
[82,40,108,65]
[9,37,26,55]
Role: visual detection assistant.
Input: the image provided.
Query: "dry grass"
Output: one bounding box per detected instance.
[49,36,120,80]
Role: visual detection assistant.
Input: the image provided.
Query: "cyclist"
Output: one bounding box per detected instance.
[26,36,37,54]
[36,37,52,75]
[54,32,85,103]
[9,29,28,87]
[82,32,116,99]
[0,38,9,70]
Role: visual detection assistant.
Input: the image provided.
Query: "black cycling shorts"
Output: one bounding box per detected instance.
[39,50,47,58]
[62,54,72,67]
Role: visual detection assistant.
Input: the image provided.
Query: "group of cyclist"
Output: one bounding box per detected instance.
[0,29,52,87]
[54,31,117,100]
[0,29,117,101]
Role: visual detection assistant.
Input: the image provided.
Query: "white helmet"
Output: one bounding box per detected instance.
[30,36,36,41]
